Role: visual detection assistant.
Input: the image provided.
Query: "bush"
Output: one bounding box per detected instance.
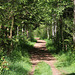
[46,39,56,53]
[0,36,35,75]
[56,51,75,67]
[0,56,9,75]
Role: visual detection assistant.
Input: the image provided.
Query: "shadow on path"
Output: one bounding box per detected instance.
[29,39,61,75]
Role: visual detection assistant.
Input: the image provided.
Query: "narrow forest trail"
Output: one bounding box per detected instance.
[29,38,61,75]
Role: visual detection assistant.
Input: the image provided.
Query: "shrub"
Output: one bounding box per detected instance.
[46,39,56,53]
[55,51,75,67]
[0,35,35,75]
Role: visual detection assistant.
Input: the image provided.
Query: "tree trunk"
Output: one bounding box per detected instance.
[9,16,14,38]
[54,21,57,37]
[52,22,54,37]
[27,30,29,39]
[73,0,75,49]
[17,26,19,36]
[47,26,50,39]
[22,27,24,35]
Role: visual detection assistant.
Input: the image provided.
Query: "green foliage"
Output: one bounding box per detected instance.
[0,48,4,59]
[34,25,47,39]
[46,39,56,53]
[0,56,9,75]
[34,62,52,75]
[0,36,36,75]
[55,51,75,67]
[1,61,31,75]
[55,51,75,74]
[0,0,74,74]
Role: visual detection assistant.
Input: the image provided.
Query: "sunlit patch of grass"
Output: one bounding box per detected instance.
[61,66,75,74]
[34,61,52,75]
[44,39,48,42]
[1,37,36,75]
[54,51,75,75]
[46,39,75,75]
[1,52,32,75]
[1,59,32,75]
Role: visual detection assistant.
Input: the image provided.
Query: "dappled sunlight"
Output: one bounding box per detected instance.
[30,49,55,61]
[37,40,46,43]
[0,0,74,75]
[29,39,61,75]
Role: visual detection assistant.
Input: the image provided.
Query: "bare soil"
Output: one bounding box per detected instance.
[29,38,61,75]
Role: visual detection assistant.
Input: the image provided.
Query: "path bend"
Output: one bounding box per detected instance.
[29,38,61,75]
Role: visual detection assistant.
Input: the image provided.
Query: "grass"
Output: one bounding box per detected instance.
[34,61,52,75]
[60,66,75,75]
[1,48,32,75]
[0,37,37,75]
[54,52,75,75]
[1,60,31,75]
[46,39,75,75]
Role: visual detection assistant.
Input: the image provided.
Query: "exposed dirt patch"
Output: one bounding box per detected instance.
[29,38,61,75]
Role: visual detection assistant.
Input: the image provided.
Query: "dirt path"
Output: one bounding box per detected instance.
[29,38,61,75]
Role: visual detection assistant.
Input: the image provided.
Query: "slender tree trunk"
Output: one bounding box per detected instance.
[22,27,24,35]
[9,14,14,51]
[24,25,26,36]
[52,22,54,37]
[9,15,14,38]
[17,26,19,36]
[0,25,2,46]
[47,26,50,39]
[27,30,29,38]
[73,0,75,49]
[62,26,64,51]
[54,21,57,37]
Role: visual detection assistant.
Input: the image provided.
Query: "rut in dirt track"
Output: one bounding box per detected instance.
[29,38,61,75]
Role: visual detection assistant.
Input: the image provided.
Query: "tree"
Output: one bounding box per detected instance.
[73,0,75,49]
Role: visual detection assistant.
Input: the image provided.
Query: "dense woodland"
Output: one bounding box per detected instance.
[0,0,75,75]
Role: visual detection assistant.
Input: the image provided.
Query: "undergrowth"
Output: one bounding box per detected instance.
[46,39,56,53]
[55,51,75,74]
[34,61,52,75]
[46,39,75,75]
[0,36,36,75]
